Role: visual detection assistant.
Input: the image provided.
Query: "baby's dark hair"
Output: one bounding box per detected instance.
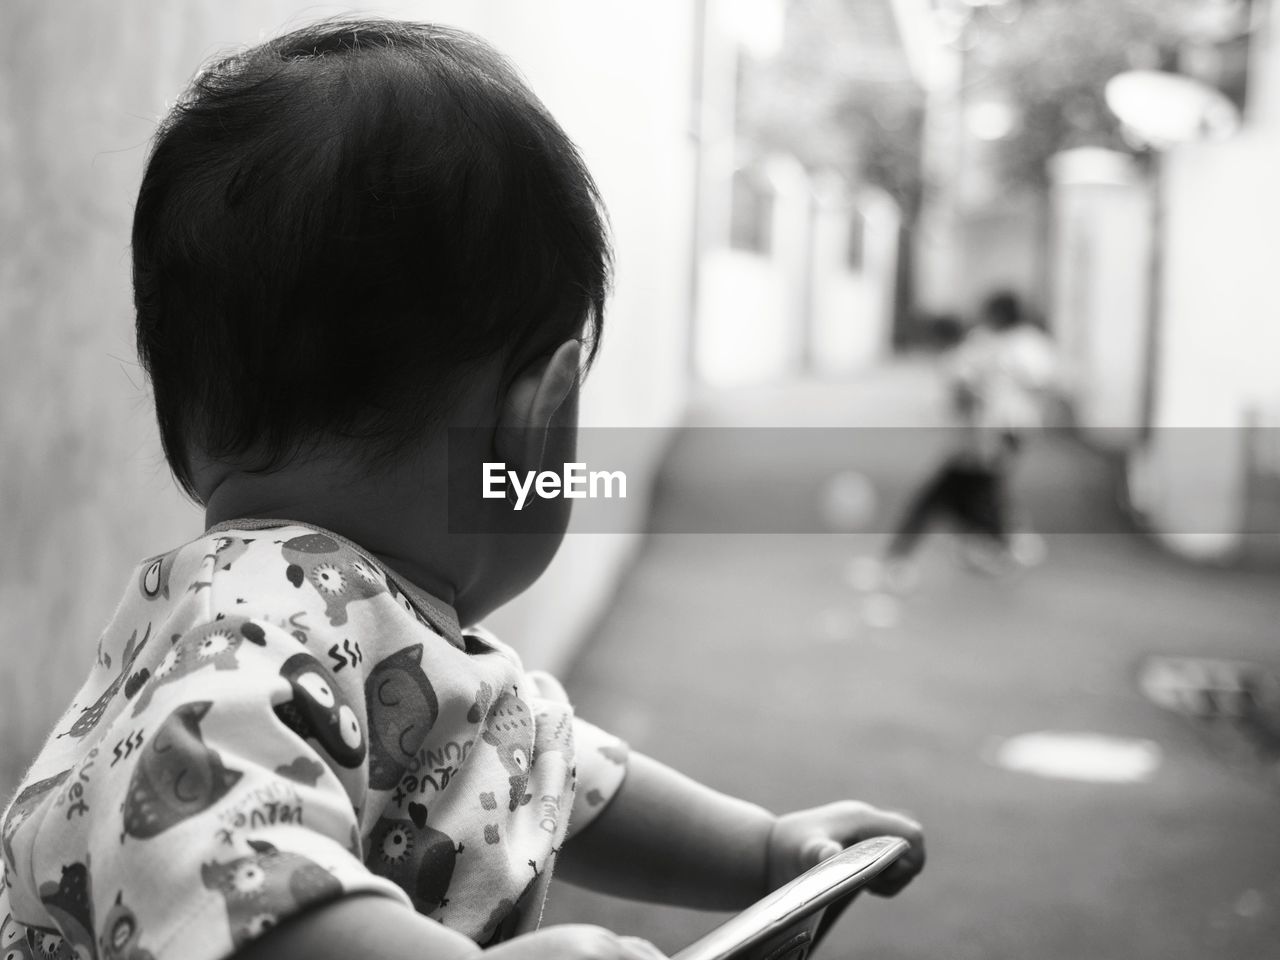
[981,291,1025,331]
[133,19,611,500]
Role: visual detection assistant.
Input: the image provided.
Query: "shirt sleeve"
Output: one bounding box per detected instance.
[565,716,630,839]
[28,616,411,960]
[520,670,628,840]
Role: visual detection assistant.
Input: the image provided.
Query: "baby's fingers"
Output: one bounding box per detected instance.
[619,936,669,960]
[816,802,924,896]
[484,925,669,959]
[864,813,926,897]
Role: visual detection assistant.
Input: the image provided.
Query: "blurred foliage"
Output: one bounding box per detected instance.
[974,0,1244,189]
[737,0,927,215]
[738,0,1247,201]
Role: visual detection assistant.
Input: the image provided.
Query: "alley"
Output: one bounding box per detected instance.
[546,363,1280,960]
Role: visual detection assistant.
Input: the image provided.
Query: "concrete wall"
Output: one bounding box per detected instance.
[810,187,900,377]
[695,156,809,385]
[1137,0,1280,559]
[1043,5,1280,561]
[1047,149,1151,448]
[695,161,898,386]
[0,1,694,792]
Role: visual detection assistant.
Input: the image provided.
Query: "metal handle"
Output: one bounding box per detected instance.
[671,835,909,960]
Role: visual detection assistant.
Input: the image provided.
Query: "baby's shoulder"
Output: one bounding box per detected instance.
[119,523,526,703]
[147,524,391,632]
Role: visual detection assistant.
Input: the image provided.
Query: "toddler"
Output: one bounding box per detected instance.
[0,20,923,960]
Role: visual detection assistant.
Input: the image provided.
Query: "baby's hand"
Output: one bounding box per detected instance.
[484,925,668,959]
[767,801,925,896]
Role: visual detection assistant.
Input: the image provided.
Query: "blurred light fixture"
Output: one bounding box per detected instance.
[1105,69,1241,149]
[966,97,1019,140]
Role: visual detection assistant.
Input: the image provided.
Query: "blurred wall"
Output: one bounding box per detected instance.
[1045,6,1280,561]
[695,160,898,385]
[810,187,900,377]
[954,195,1043,315]
[0,1,694,793]
[1048,148,1151,447]
[695,155,808,386]
[1136,0,1280,559]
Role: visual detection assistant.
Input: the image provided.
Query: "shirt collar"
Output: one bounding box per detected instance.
[205,516,465,650]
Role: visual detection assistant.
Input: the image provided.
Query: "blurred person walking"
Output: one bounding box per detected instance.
[881,291,1059,585]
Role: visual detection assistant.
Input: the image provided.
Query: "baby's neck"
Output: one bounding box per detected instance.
[200,454,467,617]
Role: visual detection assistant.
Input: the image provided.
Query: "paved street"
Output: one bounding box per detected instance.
[545,363,1280,960]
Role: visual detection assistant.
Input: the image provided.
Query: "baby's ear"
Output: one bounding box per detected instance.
[495,340,581,471]
[500,340,581,431]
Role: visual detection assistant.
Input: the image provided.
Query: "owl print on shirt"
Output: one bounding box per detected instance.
[200,840,341,950]
[1,524,628,957]
[122,702,242,842]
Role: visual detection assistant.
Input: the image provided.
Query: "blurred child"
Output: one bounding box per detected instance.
[882,291,1058,581]
[0,20,923,960]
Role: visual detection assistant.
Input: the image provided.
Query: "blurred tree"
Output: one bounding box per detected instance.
[739,0,1246,198]
[736,0,926,216]
[968,0,1243,189]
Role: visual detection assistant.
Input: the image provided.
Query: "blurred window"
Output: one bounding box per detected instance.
[729,167,773,253]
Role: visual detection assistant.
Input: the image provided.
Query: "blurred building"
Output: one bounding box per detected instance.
[901,0,1279,562]
[1047,0,1280,561]
[906,0,1047,322]
[693,0,912,386]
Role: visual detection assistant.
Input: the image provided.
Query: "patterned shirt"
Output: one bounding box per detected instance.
[0,520,628,960]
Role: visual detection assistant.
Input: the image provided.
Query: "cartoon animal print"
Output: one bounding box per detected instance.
[534,709,573,759]
[385,580,433,631]
[201,840,341,950]
[482,692,534,811]
[273,757,326,787]
[137,551,179,602]
[599,740,629,766]
[20,924,76,960]
[467,683,494,724]
[365,804,461,914]
[122,702,242,841]
[64,627,151,739]
[208,536,254,572]
[97,893,153,960]
[463,634,498,656]
[131,619,265,717]
[2,772,70,871]
[365,645,439,790]
[281,534,386,627]
[38,859,95,960]
[274,653,365,768]
[477,866,542,947]
[2,912,37,960]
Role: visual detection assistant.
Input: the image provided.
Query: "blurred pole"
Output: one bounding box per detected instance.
[686,0,710,378]
[687,0,742,381]
[801,188,820,373]
[912,9,966,321]
[1139,149,1165,439]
